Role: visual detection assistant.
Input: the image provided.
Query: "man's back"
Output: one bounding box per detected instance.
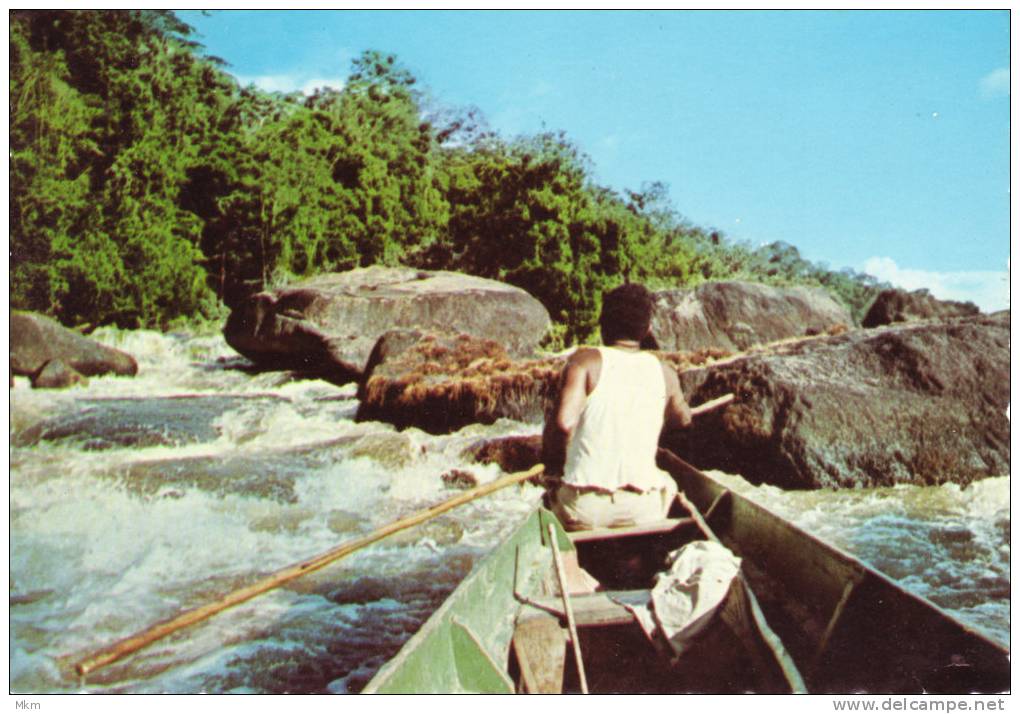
[563,346,668,493]
[542,282,692,530]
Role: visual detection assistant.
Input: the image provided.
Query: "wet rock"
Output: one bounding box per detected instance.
[387,518,465,547]
[119,443,346,504]
[664,314,1010,489]
[326,509,371,535]
[223,267,551,384]
[861,288,980,328]
[10,311,137,382]
[347,432,416,470]
[651,281,852,352]
[356,332,561,434]
[9,394,57,442]
[249,507,317,534]
[31,359,88,389]
[13,395,281,450]
[10,589,54,607]
[358,328,429,392]
[441,469,479,489]
[462,434,543,473]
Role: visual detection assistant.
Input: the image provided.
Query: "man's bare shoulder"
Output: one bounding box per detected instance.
[659,358,682,392]
[562,346,600,370]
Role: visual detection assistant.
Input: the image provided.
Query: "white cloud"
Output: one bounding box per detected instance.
[298,76,346,95]
[863,256,1009,313]
[599,133,620,151]
[979,67,1010,99]
[237,73,345,96]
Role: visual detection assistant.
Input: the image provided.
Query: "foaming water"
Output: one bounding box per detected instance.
[10,330,541,693]
[705,471,1010,645]
[9,329,1009,693]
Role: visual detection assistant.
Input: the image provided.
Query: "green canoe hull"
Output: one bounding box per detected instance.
[364,452,1010,694]
[363,507,568,693]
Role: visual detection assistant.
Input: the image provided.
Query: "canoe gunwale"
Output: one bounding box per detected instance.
[366,451,1009,694]
[658,449,1010,693]
[660,449,1010,653]
[363,502,557,694]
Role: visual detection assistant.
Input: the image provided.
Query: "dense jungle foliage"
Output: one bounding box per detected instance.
[10,10,888,343]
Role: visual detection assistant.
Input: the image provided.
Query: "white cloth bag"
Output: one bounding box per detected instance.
[628,540,742,656]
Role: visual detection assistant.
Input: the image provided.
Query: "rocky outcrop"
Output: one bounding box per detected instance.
[10,312,138,388]
[223,267,552,384]
[462,314,1008,490]
[861,288,980,328]
[651,281,852,352]
[356,331,561,434]
[664,314,1009,489]
[357,332,735,435]
[357,307,1009,490]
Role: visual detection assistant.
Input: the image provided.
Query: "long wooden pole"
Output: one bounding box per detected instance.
[73,393,734,679]
[74,463,545,679]
[690,393,734,417]
[548,523,589,694]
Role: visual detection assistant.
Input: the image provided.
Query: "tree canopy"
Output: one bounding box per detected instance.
[10,10,887,338]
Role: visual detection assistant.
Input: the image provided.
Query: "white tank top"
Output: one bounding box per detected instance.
[563,346,671,493]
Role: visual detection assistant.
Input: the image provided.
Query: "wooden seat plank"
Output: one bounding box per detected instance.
[566,517,693,544]
[518,590,651,628]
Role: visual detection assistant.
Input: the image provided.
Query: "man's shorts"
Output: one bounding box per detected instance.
[550,478,678,531]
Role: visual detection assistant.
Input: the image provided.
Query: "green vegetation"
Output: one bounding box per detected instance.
[10,10,887,340]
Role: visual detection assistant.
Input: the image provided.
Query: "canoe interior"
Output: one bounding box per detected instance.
[555,515,798,693]
[658,450,1011,694]
[364,452,1010,694]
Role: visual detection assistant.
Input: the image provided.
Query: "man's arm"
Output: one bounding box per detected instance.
[542,348,599,476]
[662,362,692,430]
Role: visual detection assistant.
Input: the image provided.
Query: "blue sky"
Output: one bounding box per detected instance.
[179,9,1010,311]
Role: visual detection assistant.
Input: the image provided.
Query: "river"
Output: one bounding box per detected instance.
[8,329,1009,693]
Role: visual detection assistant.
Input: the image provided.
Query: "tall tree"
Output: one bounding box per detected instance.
[321,51,448,266]
[10,18,100,317]
[10,10,220,328]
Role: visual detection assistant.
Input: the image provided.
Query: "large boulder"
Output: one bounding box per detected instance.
[223,267,551,384]
[861,288,980,328]
[10,312,138,384]
[664,314,1010,489]
[651,281,853,352]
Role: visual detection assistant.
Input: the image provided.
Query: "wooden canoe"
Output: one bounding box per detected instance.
[363,451,1010,694]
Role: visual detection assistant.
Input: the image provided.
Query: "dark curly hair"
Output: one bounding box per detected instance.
[600,283,655,345]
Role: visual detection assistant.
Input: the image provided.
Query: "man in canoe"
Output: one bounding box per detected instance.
[543,283,692,531]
